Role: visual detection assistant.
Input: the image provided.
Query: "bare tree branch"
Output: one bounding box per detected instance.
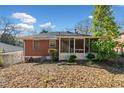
[0,17,17,45]
[75,19,91,35]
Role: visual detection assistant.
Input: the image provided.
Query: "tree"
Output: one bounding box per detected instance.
[75,19,91,35]
[40,29,48,34]
[90,5,120,61]
[0,17,16,45]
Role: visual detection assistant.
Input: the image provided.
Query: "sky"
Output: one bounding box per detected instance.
[0,5,124,35]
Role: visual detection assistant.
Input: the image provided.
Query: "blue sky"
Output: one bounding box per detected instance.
[0,5,124,35]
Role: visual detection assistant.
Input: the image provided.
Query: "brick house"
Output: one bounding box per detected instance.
[115,32,124,54]
[22,32,97,60]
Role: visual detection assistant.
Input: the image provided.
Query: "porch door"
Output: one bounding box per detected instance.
[70,38,74,53]
[75,39,84,53]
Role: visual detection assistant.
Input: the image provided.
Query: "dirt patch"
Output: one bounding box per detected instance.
[0,63,124,88]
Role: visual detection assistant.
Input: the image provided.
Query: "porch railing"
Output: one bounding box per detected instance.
[75,49,84,53]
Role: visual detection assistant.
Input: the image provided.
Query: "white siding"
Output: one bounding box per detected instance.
[59,53,87,60]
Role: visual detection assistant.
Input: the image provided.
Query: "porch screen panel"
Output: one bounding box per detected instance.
[75,39,84,53]
[85,38,90,53]
[61,38,69,53]
[70,38,74,53]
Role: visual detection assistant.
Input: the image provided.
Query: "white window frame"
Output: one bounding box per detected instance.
[33,40,40,50]
[49,40,56,48]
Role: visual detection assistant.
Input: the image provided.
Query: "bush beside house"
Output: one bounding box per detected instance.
[0,48,4,67]
[68,55,77,63]
[48,48,58,62]
[0,55,4,67]
[86,53,95,61]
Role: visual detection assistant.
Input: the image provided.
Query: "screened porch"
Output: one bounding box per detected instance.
[58,37,95,60]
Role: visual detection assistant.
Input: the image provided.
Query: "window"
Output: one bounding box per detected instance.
[49,40,56,48]
[33,40,40,50]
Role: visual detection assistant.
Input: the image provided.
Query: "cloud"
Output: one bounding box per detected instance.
[12,13,36,25]
[118,5,124,7]
[40,22,56,31]
[15,23,34,32]
[12,13,36,34]
[89,15,93,19]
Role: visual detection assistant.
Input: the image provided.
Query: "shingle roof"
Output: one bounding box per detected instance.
[0,42,23,53]
[39,31,90,36]
[22,31,91,39]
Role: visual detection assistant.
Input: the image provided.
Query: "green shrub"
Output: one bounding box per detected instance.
[91,40,118,61]
[48,48,58,62]
[86,53,95,61]
[68,55,77,63]
[0,55,4,67]
[119,53,124,57]
[0,58,3,66]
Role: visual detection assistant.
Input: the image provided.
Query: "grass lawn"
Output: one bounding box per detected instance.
[0,62,124,88]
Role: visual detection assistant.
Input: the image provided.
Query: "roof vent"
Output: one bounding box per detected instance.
[75,29,78,34]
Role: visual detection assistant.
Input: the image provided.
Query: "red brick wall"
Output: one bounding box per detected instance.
[24,40,59,56]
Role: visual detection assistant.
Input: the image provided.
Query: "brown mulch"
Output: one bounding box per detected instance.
[0,63,124,88]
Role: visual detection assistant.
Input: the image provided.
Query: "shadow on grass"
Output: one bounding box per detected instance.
[57,60,124,74]
[26,59,124,74]
[26,60,61,66]
[82,61,124,74]
[96,63,124,74]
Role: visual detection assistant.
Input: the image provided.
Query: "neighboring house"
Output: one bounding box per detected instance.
[22,32,96,60]
[0,42,23,53]
[14,37,23,47]
[0,42,24,65]
[115,32,124,54]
